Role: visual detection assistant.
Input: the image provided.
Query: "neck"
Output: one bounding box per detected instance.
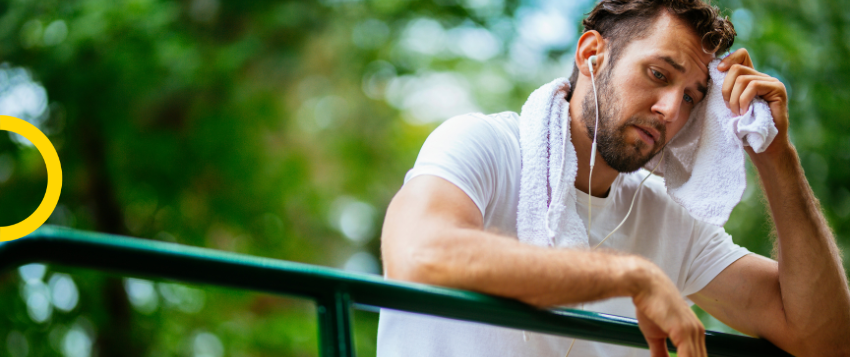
[569,92,620,198]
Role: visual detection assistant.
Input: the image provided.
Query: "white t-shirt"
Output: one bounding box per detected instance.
[377,112,750,357]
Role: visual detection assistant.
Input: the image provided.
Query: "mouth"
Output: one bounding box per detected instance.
[632,125,660,146]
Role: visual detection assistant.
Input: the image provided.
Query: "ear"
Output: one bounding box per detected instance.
[575,30,606,77]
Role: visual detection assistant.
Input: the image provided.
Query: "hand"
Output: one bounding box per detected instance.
[718,48,791,158]
[632,262,707,357]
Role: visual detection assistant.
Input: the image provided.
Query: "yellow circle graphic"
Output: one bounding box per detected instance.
[0,115,63,242]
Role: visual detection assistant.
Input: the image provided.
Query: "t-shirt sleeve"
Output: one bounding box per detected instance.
[404,114,505,219]
[681,222,752,297]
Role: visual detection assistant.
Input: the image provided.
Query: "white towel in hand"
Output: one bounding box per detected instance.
[516,59,777,247]
[644,58,777,226]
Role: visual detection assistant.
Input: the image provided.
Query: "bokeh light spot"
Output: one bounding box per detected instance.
[61,324,92,357]
[48,273,79,312]
[124,278,159,314]
[343,251,381,275]
[329,196,376,244]
[18,263,46,283]
[24,281,52,323]
[192,331,224,357]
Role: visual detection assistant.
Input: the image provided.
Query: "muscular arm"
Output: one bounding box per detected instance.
[382,175,643,306]
[690,50,850,356]
[382,175,708,357]
[691,145,850,355]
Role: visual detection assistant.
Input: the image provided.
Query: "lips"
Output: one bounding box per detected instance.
[633,125,660,146]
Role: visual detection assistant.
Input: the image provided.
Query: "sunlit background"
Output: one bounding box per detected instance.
[1,0,849,355]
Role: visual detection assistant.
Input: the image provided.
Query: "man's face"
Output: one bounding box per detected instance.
[581,11,714,172]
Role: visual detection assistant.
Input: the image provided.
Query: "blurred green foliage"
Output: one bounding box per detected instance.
[0,0,849,355]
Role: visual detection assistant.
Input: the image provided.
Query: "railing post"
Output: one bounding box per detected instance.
[316,290,355,357]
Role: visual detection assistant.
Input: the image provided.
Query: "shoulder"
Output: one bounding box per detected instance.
[432,111,519,143]
[409,112,522,217]
[423,111,520,159]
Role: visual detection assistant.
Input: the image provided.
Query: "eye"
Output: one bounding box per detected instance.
[683,93,693,103]
[651,69,666,81]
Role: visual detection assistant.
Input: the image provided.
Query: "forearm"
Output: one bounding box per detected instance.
[391,226,647,307]
[383,176,706,355]
[381,176,655,307]
[751,143,850,347]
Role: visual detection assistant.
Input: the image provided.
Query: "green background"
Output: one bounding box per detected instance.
[1,0,848,356]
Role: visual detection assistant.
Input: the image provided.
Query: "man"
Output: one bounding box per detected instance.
[377,0,850,356]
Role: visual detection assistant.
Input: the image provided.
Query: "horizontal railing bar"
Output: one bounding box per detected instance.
[0,226,790,357]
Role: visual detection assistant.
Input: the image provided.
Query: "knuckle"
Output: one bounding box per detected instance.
[728,63,741,78]
[748,80,761,90]
[726,64,737,75]
[735,75,747,85]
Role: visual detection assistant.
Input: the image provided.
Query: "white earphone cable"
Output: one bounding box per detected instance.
[588,56,600,238]
[565,153,664,357]
[566,55,665,357]
[593,150,664,249]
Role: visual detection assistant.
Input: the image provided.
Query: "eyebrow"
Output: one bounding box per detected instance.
[697,82,707,97]
[656,55,708,97]
[659,55,686,73]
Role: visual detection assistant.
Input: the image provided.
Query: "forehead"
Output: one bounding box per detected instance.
[620,11,714,80]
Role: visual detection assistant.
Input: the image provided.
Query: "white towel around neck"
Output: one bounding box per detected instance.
[517,78,585,248]
[516,59,777,248]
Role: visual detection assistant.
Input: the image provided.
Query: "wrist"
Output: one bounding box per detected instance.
[748,139,797,171]
[619,255,659,298]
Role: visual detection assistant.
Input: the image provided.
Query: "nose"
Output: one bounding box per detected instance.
[651,89,684,124]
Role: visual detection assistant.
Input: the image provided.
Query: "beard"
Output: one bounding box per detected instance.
[581,65,666,173]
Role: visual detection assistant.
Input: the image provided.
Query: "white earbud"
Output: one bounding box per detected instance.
[587,55,597,73]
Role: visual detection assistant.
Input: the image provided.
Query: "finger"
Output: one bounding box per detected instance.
[738,78,784,116]
[646,337,670,357]
[668,322,704,357]
[693,324,707,357]
[688,323,707,357]
[718,48,753,71]
[729,76,769,115]
[738,80,762,115]
[721,64,763,103]
[674,336,697,357]
[728,75,759,115]
[729,76,752,115]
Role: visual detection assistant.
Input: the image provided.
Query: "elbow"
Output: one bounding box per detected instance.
[776,317,850,356]
[383,232,455,287]
[389,257,443,286]
[784,339,850,357]
[384,250,437,284]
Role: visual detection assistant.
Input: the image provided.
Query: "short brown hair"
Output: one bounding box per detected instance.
[567,0,736,99]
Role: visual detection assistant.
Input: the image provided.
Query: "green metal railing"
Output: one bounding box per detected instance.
[0,226,790,357]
